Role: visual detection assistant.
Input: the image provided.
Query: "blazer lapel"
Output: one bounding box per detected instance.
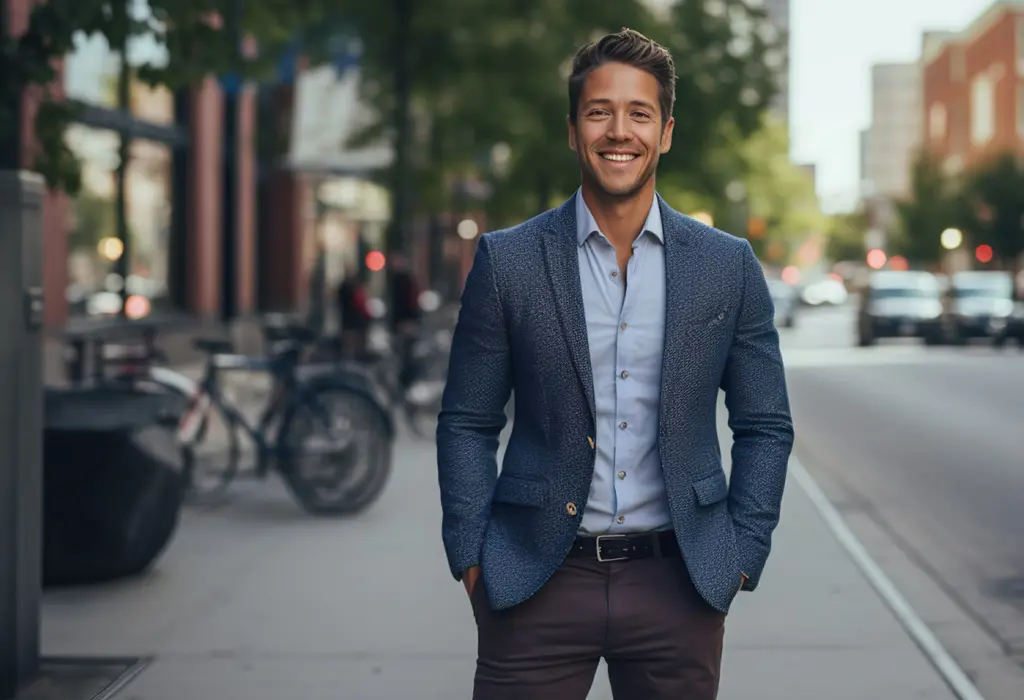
[659,198,701,402]
[542,195,596,422]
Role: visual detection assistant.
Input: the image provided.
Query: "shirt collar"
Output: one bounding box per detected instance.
[575,188,664,247]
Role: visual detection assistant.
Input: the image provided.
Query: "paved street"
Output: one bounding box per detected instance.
[36,300,1024,699]
[780,303,1024,698]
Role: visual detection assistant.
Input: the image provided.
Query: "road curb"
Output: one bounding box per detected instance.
[789,456,987,700]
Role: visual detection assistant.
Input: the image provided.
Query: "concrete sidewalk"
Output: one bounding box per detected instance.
[41,428,962,699]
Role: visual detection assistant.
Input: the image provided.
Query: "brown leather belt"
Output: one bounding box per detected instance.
[568,530,679,562]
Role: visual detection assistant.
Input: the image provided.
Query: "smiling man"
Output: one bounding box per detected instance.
[437,28,794,700]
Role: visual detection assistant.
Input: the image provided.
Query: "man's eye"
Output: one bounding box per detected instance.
[633,112,652,119]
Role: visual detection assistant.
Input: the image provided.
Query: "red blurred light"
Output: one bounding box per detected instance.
[866,248,887,270]
[781,265,801,285]
[975,244,993,264]
[888,255,909,271]
[365,250,386,272]
[124,294,151,319]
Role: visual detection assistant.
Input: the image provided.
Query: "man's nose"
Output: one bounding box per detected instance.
[606,113,632,141]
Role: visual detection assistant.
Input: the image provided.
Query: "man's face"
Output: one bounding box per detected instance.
[568,62,674,199]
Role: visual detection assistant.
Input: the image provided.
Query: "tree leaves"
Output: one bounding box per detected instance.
[891,151,965,267]
[5,0,785,226]
[339,0,784,226]
[961,152,1024,267]
[894,150,1024,270]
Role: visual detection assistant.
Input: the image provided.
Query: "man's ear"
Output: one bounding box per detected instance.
[660,116,675,154]
[567,114,577,152]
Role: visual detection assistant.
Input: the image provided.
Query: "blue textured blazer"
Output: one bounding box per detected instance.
[436,192,794,613]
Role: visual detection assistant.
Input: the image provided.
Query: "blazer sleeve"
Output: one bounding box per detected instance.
[436,234,513,580]
[720,240,795,591]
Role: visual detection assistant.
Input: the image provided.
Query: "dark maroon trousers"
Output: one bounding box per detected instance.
[469,554,726,699]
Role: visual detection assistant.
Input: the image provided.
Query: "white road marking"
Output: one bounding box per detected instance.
[790,455,987,700]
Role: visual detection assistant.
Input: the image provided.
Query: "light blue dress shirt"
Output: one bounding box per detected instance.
[575,189,673,535]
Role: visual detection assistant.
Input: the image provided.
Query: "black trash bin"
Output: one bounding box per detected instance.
[43,386,185,587]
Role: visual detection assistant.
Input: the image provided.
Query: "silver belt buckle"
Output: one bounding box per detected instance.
[595,534,630,563]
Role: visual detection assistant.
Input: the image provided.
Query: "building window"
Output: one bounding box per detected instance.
[65,126,173,319]
[61,0,186,321]
[951,48,966,82]
[929,103,947,141]
[971,73,996,146]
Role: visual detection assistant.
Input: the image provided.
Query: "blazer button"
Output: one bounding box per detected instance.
[566,502,578,516]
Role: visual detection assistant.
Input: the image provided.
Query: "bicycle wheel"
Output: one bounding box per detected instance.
[277,385,393,516]
[177,390,242,505]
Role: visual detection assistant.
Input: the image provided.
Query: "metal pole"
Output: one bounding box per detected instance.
[386,0,412,287]
[115,0,131,317]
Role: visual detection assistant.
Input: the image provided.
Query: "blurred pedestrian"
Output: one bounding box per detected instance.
[387,252,422,388]
[336,268,371,360]
[436,28,794,700]
[307,238,327,335]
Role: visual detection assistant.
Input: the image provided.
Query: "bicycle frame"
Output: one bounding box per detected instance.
[176,349,335,478]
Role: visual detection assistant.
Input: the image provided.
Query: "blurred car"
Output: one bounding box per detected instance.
[767,278,798,328]
[799,275,849,306]
[856,271,943,346]
[940,270,1015,345]
[1007,301,1024,346]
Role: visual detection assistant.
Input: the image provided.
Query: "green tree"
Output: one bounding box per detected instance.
[961,152,1024,271]
[734,115,822,247]
[344,0,784,231]
[891,150,966,267]
[824,209,868,263]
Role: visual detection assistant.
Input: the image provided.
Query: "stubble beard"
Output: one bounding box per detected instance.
[578,151,659,203]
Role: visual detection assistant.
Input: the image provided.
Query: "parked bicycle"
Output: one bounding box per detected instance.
[363,326,450,438]
[95,323,394,515]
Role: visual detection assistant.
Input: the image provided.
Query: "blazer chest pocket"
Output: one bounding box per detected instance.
[681,306,731,330]
[492,474,546,507]
[706,308,730,328]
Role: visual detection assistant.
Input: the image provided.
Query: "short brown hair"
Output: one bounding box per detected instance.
[568,28,676,125]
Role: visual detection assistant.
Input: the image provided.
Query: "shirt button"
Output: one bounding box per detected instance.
[618,471,626,479]
[611,271,618,277]
[620,322,627,330]
[620,370,629,379]
[619,422,627,430]
[616,515,625,524]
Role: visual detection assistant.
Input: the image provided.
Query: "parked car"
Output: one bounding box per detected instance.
[799,275,849,306]
[856,271,943,346]
[767,279,798,329]
[1007,301,1024,346]
[940,271,1015,345]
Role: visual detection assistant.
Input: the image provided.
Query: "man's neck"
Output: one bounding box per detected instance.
[580,182,656,250]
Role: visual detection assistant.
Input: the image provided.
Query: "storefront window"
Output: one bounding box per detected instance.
[65,124,172,318]
[125,138,172,311]
[63,0,174,124]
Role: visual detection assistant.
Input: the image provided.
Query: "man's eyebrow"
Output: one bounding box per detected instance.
[582,98,657,111]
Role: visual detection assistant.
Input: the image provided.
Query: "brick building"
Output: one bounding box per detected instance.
[922,1,1024,172]
[3,0,365,379]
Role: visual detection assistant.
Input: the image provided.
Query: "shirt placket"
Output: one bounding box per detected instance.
[611,238,644,529]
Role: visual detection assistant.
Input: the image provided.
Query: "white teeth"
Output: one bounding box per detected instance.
[601,153,637,162]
